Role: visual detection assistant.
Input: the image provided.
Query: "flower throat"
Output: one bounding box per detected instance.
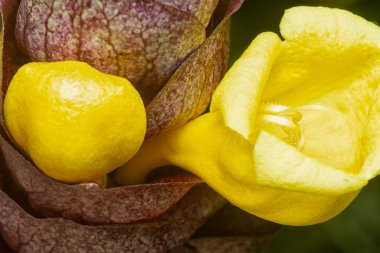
[256,103,304,149]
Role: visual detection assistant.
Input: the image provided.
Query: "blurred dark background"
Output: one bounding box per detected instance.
[229,1,380,252]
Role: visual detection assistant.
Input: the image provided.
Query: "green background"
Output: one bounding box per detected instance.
[229,1,380,252]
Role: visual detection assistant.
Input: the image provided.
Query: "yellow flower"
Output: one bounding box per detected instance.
[114,6,380,225]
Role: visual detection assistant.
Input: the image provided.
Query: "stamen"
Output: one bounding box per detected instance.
[256,102,304,149]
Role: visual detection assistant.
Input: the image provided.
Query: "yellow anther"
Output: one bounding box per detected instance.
[256,102,304,149]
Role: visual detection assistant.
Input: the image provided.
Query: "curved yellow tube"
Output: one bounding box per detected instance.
[114,111,364,225]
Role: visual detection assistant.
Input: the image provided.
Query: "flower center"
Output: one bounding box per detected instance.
[256,102,304,149]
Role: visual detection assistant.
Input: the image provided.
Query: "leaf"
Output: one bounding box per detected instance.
[0,184,225,252]
[0,133,202,224]
[16,0,220,103]
[0,0,23,94]
[0,5,3,66]
[0,9,4,192]
[0,5,3,105]
[146,0,246,138]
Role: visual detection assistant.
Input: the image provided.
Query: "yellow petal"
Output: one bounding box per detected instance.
[253,130,367,194]
[259,7,380,176]
[360,89,380,179]
[210,32,282,141]
[245,185,359,226]
[263,6,380,103]
[295,105,362,173]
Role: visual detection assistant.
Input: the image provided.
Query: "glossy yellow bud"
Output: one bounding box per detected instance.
[5,61,146,183]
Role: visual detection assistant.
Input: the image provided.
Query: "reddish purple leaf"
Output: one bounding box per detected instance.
[145,0,246,138]
[0,4,8,192]
[0,184,225,252]
[225,0,246,16]
[0,0,23,94]
[0,133,201,224]
[145,17,230,137]
[16,0,219,103]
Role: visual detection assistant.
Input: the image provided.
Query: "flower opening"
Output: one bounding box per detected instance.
[256,102,304,149]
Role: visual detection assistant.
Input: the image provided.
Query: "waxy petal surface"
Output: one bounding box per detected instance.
[210,32,281,141]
